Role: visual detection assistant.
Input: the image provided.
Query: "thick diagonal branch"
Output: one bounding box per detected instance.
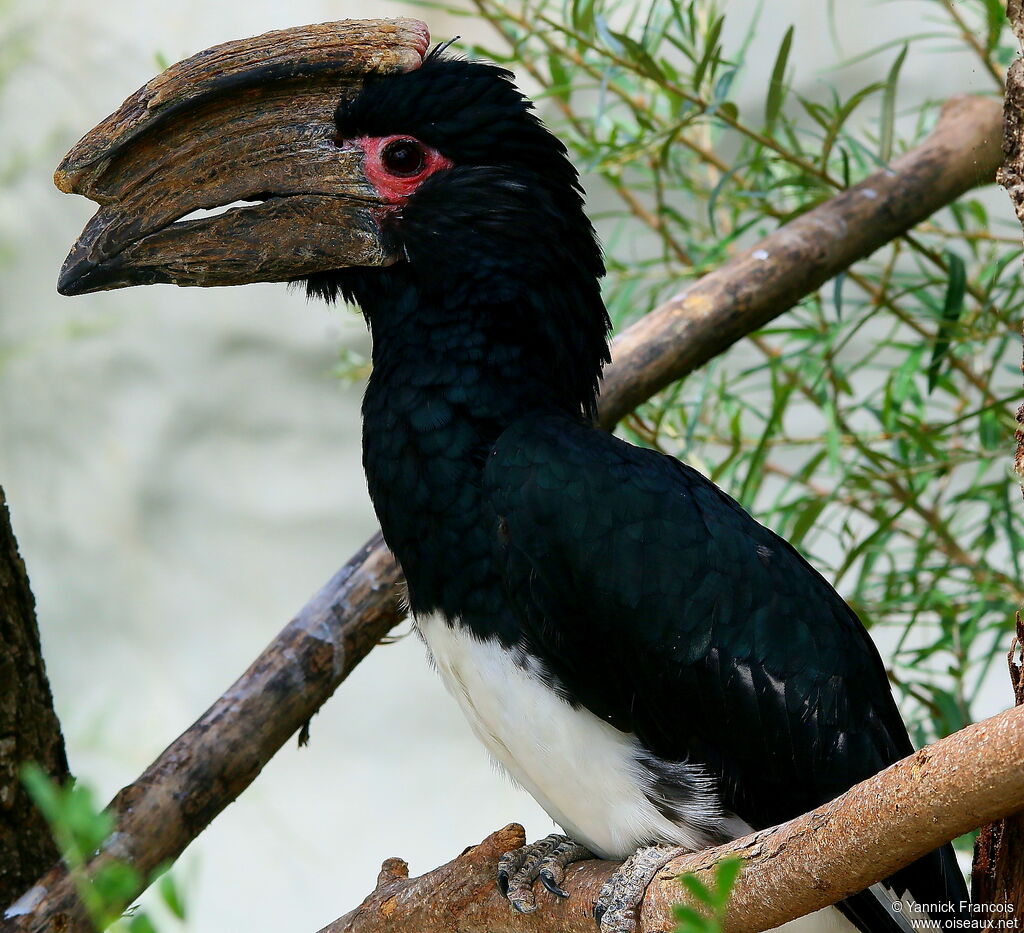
[324,704,1024,933]
[597,94,1001,428]
[0,93,1002,933]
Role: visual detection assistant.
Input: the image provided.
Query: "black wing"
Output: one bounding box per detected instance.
[485,412,967,922]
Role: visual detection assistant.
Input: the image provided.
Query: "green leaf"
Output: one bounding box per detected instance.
[127,913,160,933]
[20,764,61,826]
[693,15,724,90]
[790,497,829,549]
[738,375,795,506]
[673,904,713,933]
[926,251,967,393]
[717,101,739,122]
[673,857,743,933]
[879,44,908,163]
[833,271,846,320]
[713,856,743,906]
[822,81,885,167]
[611,30,664,79]
[710,67,737,108]
[707,159,755,235]
[158,870,188,921]
[595,16,623,55]
[979,407,1002,451]
[965,199,989,228]
[571,0,596,37]
[765,26,794,130]
[93,861,141,918]
[983,0,1005,51]
[680,872,715,905]
[21,765,112,863]
[547,52,571,101]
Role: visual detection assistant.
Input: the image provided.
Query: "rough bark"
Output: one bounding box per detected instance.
[0,489,70,908]
[973,2,1024,908]
[972,616,1024,917]
[324,704,1024,933]
[1004,0,1024,239]
[1005,4,1024,497]
[1,93,1004,933]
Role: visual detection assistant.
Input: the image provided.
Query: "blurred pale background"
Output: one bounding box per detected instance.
[0,1,1007,930]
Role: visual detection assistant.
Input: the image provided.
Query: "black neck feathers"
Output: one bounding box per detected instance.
[304,54,610,620]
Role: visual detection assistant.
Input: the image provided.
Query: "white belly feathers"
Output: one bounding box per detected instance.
[416,613,909,933]
[416,611,722,860]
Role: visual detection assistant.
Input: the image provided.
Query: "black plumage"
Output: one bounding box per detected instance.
[307,52,968,931]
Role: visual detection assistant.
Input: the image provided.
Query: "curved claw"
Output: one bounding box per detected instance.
[540,869,570,899]
[494,833,594,915]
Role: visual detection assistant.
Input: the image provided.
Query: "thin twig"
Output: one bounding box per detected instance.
[939,0,1005,89]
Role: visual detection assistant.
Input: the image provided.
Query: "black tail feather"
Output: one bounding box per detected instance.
[835,843,968,933]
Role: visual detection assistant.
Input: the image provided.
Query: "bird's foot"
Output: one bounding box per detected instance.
[594,844,685,933]
[496,832,594,913]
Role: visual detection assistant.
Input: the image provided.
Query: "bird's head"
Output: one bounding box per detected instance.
[56,18,610,415]
[304,50,604,313]
[56,20,603,297]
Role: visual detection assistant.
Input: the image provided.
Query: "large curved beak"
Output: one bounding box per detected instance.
[55,18,429,296]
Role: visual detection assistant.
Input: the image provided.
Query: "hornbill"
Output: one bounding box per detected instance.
[55,20,968,933]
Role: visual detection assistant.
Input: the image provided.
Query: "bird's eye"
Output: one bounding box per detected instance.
[380,139,427,177]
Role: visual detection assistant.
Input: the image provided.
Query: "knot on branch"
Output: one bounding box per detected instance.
[375,858,408,888]
[331,825,531,932]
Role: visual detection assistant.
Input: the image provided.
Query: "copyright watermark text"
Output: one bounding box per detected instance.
[890,901,1018,930]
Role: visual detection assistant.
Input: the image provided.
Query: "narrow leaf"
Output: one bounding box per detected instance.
[572,0,596,36]
[159,871,188,921]
[833,271,846,320]
[611,30,664,79]
[712,856,743,907]
[984,0,1004,50]
[765,26,794,130]
[693,15,724,90]
[926,251,967,393]
[879,44,908,163]
[680,872,715,905]
[547,51,571,101]
[790,497,828,549]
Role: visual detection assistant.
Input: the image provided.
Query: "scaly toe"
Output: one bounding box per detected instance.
[538,839,591,898]
[595,844,685,933]
[496,833,594,913]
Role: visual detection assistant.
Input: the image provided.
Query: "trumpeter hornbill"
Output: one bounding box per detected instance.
[56,24,968,933]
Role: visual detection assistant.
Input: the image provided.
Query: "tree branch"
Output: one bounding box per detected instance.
[1,534,403,931]
[0,489,70,907]
[971,617,1024,917]
[323,704,1024,933]
[597,93,1002,429]
[1,91,1002,933]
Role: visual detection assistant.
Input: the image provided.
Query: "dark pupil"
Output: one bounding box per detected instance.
[381,140,426,177]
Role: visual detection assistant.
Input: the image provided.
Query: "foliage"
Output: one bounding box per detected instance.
[672,856,743,933]
[423,0,1022,839]
[21,765,188,932]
